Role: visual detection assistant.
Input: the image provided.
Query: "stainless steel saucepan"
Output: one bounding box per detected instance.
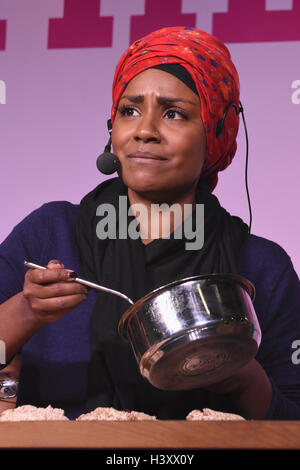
[118,274,261,391]
[25,262,261,391]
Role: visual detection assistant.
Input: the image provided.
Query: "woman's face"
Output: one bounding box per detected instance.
[112,68,206,202]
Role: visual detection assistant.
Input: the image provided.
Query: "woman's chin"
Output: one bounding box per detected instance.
[121,171,166,194]
[126,182,164,198]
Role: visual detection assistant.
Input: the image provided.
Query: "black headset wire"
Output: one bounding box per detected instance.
[239,102,252,234]
[217,101,252,234]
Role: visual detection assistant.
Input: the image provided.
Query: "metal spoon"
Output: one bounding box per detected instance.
[24,260,134,305]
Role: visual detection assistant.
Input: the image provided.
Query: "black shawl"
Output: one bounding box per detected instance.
[75,177,249,418]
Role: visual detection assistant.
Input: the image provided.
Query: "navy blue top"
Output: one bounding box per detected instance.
[0,201,300,420]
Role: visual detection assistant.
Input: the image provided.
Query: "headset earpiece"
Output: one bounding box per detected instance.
[216,102,242,139]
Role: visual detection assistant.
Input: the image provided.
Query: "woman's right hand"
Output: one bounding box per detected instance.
[22,260,88,324]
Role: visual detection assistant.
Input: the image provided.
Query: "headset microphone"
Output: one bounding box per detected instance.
[96,119,121,175]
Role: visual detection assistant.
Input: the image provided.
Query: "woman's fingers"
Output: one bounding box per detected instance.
[23,276,88,299]
[27,293,87,315]
[47,259,65,269]
[25,265,75,285]
[22,260,88,323]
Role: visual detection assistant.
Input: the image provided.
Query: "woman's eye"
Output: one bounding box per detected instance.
[119,106,139,117]
[164,109,186,120]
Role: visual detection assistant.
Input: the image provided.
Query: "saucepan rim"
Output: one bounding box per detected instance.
[118,273,255,339]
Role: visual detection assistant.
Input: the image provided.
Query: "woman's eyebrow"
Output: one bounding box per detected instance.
[119,94,196,105]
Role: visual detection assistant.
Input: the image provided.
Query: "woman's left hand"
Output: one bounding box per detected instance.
[205,359,273,419]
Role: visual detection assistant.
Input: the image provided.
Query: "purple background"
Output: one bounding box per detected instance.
[0,0,299,276]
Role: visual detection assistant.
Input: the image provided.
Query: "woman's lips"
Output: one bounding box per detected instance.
[127,151,168,163]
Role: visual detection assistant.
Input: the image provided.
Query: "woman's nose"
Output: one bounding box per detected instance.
[134,113,161,143]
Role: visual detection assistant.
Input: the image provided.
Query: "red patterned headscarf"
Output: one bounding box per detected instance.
[111,26,240,192]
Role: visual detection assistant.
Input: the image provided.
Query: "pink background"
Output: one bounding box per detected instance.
[0,0,299,276]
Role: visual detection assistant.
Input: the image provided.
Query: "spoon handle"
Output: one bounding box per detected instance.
[24,260,134,305]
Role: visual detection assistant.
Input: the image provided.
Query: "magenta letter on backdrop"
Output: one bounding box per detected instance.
[48,0,113,48]
[0,20,6,51]
[130,0,196,44]
[213,0,300,43]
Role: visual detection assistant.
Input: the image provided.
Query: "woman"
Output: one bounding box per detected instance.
[0,27,299,420]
